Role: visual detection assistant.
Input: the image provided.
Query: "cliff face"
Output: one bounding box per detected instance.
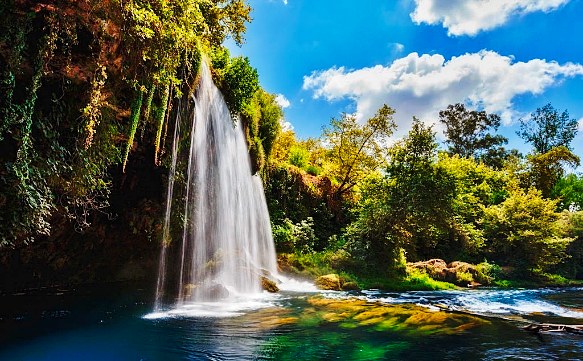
[0,144,167,292]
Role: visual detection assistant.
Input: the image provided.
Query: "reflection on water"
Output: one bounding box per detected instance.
[0,285,582,360]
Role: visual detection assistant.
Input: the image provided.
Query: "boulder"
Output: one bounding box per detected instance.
[407,259,490,287]
[315,274,342,290]
[341,281,360,291]
[261,276,279,293]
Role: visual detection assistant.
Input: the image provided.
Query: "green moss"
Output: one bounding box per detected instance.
[122,89,144,172]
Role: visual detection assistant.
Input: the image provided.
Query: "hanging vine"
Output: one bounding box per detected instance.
[83,64,108,149]
[122,88,145,172]
[154,85,170,165]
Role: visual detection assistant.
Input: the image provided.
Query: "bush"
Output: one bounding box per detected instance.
[288,145,310,169]
[306,165,321,176]
[272,217,317,254]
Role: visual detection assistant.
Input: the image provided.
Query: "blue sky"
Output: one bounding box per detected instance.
[228,0,583,163]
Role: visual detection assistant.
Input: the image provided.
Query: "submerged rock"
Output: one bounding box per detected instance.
[261,276,280,293]
[304,296,488,335]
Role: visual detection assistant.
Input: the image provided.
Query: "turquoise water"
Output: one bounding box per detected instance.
[0,285,581,360]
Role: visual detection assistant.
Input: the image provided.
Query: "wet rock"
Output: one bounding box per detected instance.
[341,281,360,291]
[207,284,229,300]
[315,274,342,290]
[261,276,280,293]
[315,274,361,291]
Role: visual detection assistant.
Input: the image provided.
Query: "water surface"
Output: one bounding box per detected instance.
[1,284,581,360]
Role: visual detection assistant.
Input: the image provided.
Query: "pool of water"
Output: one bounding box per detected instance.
[0,284,581,360]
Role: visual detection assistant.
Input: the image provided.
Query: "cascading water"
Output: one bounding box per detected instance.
[153,61,278,313]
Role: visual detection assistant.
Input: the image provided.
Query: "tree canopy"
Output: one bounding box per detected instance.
[518,103,579,154]
[438,103,508,167]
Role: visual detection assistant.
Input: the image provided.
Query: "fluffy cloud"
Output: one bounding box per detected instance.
[578,118,583,132]
[411,0,571,36]
[275,94,291,109]
[303,50,583,136]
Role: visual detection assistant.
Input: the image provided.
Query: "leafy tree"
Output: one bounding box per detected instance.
[437,154,508,256]
[347,120,456,267]
[551,174,583,211]
[270,128,298,165]
[224,56,259,115]
[438,103,509,167]
[517,103,578,153]
[482,185,573,274]
[323,105,396,198]
[385,120,457,260]
[523,146,580,198]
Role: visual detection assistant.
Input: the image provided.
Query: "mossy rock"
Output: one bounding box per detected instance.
[315,274,342,290]
[341,281,360,291]
[261,276,280,293]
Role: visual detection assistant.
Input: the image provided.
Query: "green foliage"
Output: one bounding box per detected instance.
[272,217,317,254]
[241,89,283,173]
[306,165,321,176]
[265,165,342,249]
[438,154,508,256]
[224,56,259,116]
[154,85,170,165]
[323,105,396,197]
[122,89,145,172]
[0,0,249,246]
[482,185,573,273]
[288,145,310,169]
[518,103,579,153]
[439,103,509,167]
[552,174,583,211]
[404,270,458,291]
[523,146,580,198]
[346,120,455,269]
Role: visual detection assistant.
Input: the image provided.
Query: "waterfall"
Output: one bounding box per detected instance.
[153,62,278,311]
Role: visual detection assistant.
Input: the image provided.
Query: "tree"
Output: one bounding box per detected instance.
[551,174,583,211]
[385,120,457,260]
[346,120,457,266]
[438,103,509,167]
[523,146,580,198]
[437,153,509,256]
[270,128,298,165]
[518,103,578,153]
[482,185,573,274]
[323,105,396,198]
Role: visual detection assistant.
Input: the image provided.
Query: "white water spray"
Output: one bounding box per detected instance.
[153,62,278,312]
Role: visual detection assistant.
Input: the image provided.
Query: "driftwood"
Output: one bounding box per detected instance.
[523,323,583,335]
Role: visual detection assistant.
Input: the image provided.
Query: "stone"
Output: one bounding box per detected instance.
[341,281,360,291]
[261,276,279,293]
[315,274,342,291]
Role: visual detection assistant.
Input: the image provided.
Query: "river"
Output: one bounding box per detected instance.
[0,284,581,360]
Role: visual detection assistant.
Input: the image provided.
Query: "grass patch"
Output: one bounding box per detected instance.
[278,252,457,291]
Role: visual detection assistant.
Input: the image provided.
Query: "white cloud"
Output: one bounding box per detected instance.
[282,0,288,5]
[411,0,571,36]
[303,50,583,137]
[280,119,294,131]
[578,118,583,132]
[390,42,405,53]
[275,94,291,109]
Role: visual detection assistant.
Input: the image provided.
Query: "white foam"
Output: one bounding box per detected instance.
[359,288,583,319]
[276,275,320,293]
